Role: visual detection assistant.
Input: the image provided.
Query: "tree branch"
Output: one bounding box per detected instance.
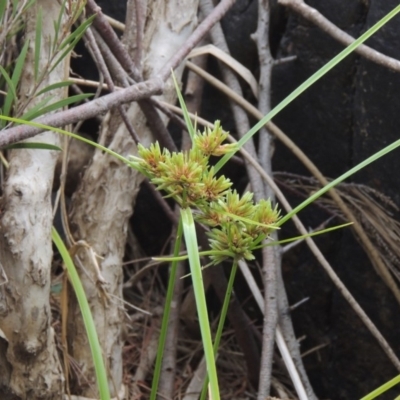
[279,0,400,73]
[0,0,235,148]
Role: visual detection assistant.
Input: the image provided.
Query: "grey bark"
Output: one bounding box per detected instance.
[67,1,199,397]
[0,1,68,398]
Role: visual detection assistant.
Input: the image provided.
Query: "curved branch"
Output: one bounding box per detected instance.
[279,0,400,73]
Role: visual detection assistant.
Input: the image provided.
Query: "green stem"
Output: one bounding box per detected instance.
[52,227,110,400]
[200,260,239,400]
[360,375,400,400]
[150,217,183,400]
[181,207,220,400]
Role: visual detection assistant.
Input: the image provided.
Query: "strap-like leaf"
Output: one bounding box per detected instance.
[34,8,42,82]
[4,142,62,151]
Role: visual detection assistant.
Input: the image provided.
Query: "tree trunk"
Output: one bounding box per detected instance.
[0,1,68,398]
[67,1,199,397]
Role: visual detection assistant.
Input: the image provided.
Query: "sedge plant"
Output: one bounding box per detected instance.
[1,3,400,399]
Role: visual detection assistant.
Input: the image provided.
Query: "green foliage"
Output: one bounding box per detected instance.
[52,228,110,400]
[360,375,400,400]
[130,122,281,265]
[0,0,94,126]
[3,142,62,151]
[1,2,400,399]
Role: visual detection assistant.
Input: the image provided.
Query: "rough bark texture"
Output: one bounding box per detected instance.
[0,1,67,398]
[67,1,199,397]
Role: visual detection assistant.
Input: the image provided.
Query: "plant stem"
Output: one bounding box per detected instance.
[52,227,110,400]
[360,375,400,400]
[150,218,183,400]
[181,207,220,400]
[200,260,238,400]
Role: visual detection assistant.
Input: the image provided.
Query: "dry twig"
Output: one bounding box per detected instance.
[279,0,400,74]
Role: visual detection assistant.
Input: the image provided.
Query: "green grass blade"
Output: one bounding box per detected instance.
[53,0,67,51]
[0,115,128,165]
[11,0,18,18]
[214,4,400,174]
[360,375,400,400]
[258,223,353,248]
[12,40,29,92]
[0,65,17,125]
[19,96,54,121]
[71,1,87,24]
[34,8,42,82]
[181,207,220,400]
[278,136,400,226]
[36,80,74,96]
[150,218,183,400]
[171,71,196,143]
[52,227,110,400]
[0,0,7,20]
[200,260,238,400]
[4,142,62,151]
[59,14,95,51]
[50,15,96,75]
[21,93,93,121]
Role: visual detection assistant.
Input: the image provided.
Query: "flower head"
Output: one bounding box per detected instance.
[194,121,237,157]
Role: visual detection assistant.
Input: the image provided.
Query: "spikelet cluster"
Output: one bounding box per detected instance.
[129,121,280,264]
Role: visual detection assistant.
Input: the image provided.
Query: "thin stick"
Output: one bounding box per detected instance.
[253,2,279,398]
[279,0,400,74]
[83,26,141,142]
[199,0,264,201]
[86,0,142,81]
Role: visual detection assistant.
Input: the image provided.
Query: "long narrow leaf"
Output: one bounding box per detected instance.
[34,8,43,82]
[258,223,353,247]
[53,0,67,51]
[36,80,74,96]
[19,96,54,121]
[71,1,87,24]
[52,227,110,400]
[360,375,400,400]
[0,67,16,99]
[181,207,220,400]
[0,114,129,165]
[0,0,7,20]
[172,72,196,142]
[278,136,400,225]
[4,142,62,151]
[11,0,18,18]
[21,93,93,121]
[60,14,96,51]
[150,218,183,400]
[0,66,17,124]
[12,40,29,93]
[200,260,238,400]
[214,4,400,173]
[50,15,96,76]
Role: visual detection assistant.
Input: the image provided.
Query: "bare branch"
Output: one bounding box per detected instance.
[86,0,142,81]
[0,0,236,148]
[279,0,400,73]
[0,77,163,147]
[84,26,141,142]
